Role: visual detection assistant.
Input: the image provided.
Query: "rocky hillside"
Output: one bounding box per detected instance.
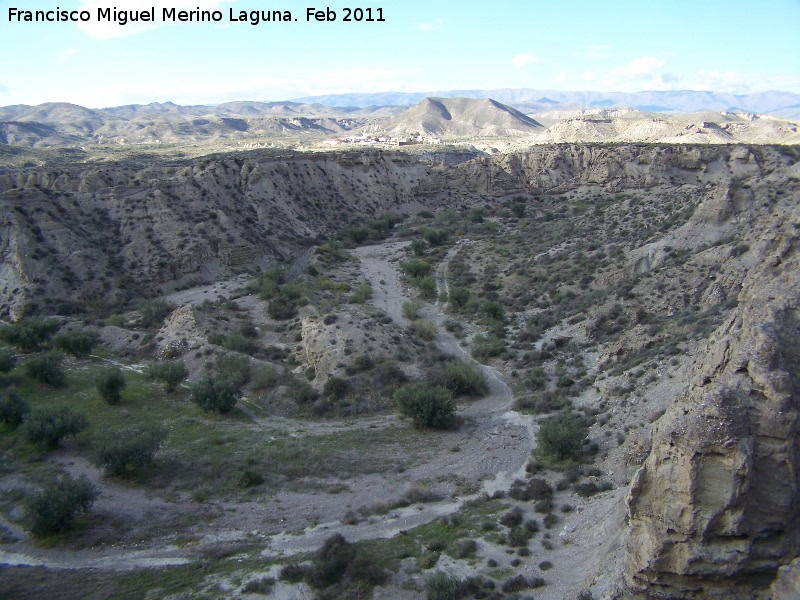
[625,182,800,597]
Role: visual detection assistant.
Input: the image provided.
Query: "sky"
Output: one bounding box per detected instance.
[0,0,798,108]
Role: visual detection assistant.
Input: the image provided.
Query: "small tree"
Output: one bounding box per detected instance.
[93,425,165,477]
[23,406,88,449]
[96,368,126,404]
[24,351,66,387]
[394,382,454,429]
[191,374,242,413]
[410,238,427,256]
[53,330,97,358]
[0,347,18,373]
[145,360,187,393]
[323,376,349,400]
[27,473,97,537]
[0,388,29,427]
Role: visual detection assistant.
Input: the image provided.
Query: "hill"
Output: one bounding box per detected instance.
[369,97,544,137]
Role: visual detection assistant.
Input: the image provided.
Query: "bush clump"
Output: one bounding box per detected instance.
[137,298,176,329]
[26,473,97,537]
[52,331,97,358]
[0,318,60,352]
[191,374,242,413]
[24,351,66,387]
[536,413,589,461]
[96,368,126,404]
[23,406,87,449]
[394,382,454,429]
[283,533,387,595]
[426,571,462,600]
[432,360,487,398]
[93,425,165,477]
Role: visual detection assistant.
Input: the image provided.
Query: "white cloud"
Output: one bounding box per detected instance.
[582,56,669,90]
[77,0,232,40]
[419,19,443,31]
[554,71,568,85]
[511,53,542,67]
[58,48,80,63]
[579,56,800,94]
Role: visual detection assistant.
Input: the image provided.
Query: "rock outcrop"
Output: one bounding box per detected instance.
[624,192,800,597]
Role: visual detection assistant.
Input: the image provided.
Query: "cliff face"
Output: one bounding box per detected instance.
[624,193,800,597]
[0,144,794,322]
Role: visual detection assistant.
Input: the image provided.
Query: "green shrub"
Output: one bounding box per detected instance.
[268,284,305,319]
[426,571,462,600]
[394,382,454,429]
[251,365,278,390]
[480,301,505,322]
[402,301,422,320]
[349,283,372,304]
[0,347,18,373]
[0,388,29,427]
[93,425,165,477]
[400,259,432,279]
[536,413,588,461]
[470,334,505,361]
[411,238,427,255]
[24,351,66,387]
[242,577,275,594]
[432,360,487,397]
[423,228,449,246]
[238,469,265,488]
[191,374,242,413]
[450,538,478,559]
[500,507,523,527]
[137,298,176,329]
[0,318,60,352]
[23,406,88,449]
[308,533,356,588]
[52,330,97,358]
[448,287,470,310]
[27,473,97,537]
[410,319,438,341]
[96,368,126,404]
[215,353,251,386]
[145,360,187,393]
[416,276,437,299]
[323,376,349,400]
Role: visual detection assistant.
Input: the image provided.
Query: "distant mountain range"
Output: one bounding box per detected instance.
[291,89,800,119]
[1,92,798,149]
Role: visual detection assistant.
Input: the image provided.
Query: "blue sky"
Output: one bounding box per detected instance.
[1,0,798,107]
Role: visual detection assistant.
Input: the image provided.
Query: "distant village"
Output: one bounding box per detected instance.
[321,133,442,147]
